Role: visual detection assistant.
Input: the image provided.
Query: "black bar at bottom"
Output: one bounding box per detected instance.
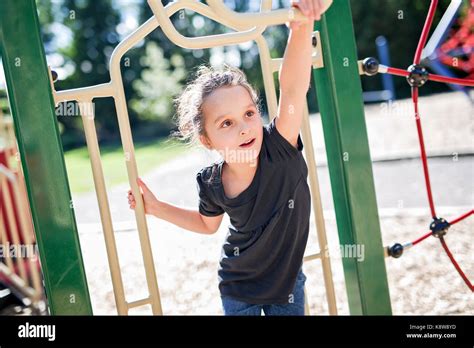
[0,315,472,346]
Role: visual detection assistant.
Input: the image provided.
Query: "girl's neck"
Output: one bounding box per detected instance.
[223,158,258,178]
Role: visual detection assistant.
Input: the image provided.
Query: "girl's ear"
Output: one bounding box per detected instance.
[199,134,213,150]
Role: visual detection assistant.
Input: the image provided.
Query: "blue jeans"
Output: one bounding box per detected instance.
[221,270,307,316]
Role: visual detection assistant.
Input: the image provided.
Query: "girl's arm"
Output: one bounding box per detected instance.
[152,201,224,235]
[276,0,324,148]
[128,178,224,234]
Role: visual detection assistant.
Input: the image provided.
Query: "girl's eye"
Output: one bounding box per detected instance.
[246,111,254,117]
[222,120,232,128]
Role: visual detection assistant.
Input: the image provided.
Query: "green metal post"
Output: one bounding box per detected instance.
[0,0,92,314]
[312,0,392,314]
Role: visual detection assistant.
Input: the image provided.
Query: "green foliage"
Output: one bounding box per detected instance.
[130,42,186,123]
[53,0,122,148]
[36,0,55,51]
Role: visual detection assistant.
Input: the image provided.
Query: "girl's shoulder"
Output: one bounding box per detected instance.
[196,160,224,187]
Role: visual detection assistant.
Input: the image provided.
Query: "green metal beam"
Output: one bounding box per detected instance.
[0,0,92,314]
[312,0,392,314]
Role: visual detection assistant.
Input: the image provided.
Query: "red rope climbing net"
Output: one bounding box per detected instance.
[438,1,474,78]
[379,0,473,292]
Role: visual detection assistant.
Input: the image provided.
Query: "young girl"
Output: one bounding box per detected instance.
[128,1,324,315]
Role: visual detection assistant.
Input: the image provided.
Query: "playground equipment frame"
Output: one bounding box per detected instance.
[0,0,391,315]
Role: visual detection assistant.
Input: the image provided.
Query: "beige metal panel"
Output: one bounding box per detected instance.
[54,83,114,106]
[256,36,279,121]
[147,0,267,49]
[107,64,162,315]
[77,100,129,315]
[301,103,337,315]
[207,0,333,29]
[127,297,151,309]
[303,252,322,262]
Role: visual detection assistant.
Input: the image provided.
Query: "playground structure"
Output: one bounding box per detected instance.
[0,112,45,314]
[357,0,473,294]
[362,36,396,103]
[358,0,473,293]
[0,0,472,315]
[422,0,474,100]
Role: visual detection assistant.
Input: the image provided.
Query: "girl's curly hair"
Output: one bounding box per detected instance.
[172,64,261,147]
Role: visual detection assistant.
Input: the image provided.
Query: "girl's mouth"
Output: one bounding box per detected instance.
[239,138,256,148]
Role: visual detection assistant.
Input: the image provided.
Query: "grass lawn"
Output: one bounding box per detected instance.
[64,138,187,194]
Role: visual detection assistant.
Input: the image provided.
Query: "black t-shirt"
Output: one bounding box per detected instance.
[196,117,311,304]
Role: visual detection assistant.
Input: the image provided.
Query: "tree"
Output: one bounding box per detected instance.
[56,0,121,148]
[130,42,186,129]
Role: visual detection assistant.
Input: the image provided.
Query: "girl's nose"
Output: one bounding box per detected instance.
[240,126,250,136]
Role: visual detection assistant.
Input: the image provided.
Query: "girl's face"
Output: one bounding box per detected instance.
[200,85,263,165]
